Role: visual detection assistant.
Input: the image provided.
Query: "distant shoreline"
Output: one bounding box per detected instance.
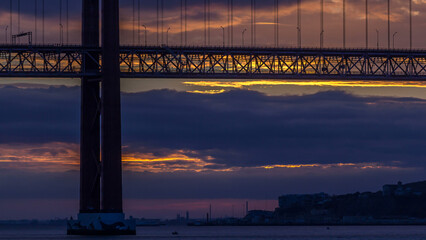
[188,222,426,227]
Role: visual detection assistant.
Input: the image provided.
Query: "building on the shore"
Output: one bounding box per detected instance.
[251,180,426,225]
[278,193,330,209]
[383,181,425,197]
[244,210,275,224]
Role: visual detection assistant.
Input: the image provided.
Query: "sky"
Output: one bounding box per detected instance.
[1,0,426,220]
[1,0,426,48]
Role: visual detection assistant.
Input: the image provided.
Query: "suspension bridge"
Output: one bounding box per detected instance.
[1,0,425,235]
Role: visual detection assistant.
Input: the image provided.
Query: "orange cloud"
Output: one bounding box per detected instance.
[0,142,410,173]
[0,142,79,172]
[261,162,402,170]
[122,151,221,173]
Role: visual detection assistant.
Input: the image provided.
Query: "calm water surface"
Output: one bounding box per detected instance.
[1,225,426,239]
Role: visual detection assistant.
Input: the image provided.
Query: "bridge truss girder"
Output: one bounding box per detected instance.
[120,48,426,80]
[0,46,99,78]
[1,46,426,80]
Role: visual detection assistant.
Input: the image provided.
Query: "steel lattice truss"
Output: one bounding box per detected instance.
[0,46,100,78]
[2,45,426,80]
[120,47,426,80]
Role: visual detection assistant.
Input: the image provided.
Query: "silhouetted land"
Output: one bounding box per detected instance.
[193,181,426,226]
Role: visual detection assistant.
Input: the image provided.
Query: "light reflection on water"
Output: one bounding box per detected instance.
[1,225,426,239]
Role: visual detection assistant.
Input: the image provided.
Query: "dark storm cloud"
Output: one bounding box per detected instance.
[0,86,80,144]
[2,85,426,170]
[1,85,426,204]
[122,89,426,168]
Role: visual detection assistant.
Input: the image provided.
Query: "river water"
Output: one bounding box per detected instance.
[1,225,426,239]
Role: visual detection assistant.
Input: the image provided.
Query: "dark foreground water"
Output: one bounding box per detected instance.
[1,225,426,239]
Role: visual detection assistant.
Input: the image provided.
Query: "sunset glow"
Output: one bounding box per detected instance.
[184,80,426,92]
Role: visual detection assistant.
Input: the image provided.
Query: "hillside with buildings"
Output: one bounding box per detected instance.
[243,181,426,225]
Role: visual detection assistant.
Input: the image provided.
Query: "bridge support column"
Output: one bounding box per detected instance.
[79,0,101,215]
[101,0,123,214]
[67,0,135,235]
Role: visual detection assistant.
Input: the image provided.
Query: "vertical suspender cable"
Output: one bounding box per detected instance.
[157,0,159,45]
[274,0,276,47]
[343,0,346,49]
[275,0,279,47]
[66,0,69,44]
[387,0,390,50]
[320,0,323,48]
[35,0,37,44]
[204,0,207,46]
[185,0,187,46]
[254,0,256,46]
[180,0,183,45]
[10,0,12,43]
[276,0,279,47]
[231,0,233,47]
[161,0,164,45]
[227,0,230,47]
[366,0,368,49]
[132,0,135,45]
[42,0,44,44]
[409,0,413,74]
[59,0,62,45]
[156,0,159,45]
[138,0,140,45]
[277,0,280,47]
[18,0,20,44]
[297,0,301,48]
[18,0,20,34]
[208,0,210,45]
[251,0,256,46]
[251,0,253,47]
[409,0,412,50]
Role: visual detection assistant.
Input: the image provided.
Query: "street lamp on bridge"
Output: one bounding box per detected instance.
[59,23,63,46]
[393,32,398,49]
[166,27,171,46]
[5,26,8,44]
[142,24,147,46]
[221,26,225,47]
[376,29,379,50]
[242,28,247,47]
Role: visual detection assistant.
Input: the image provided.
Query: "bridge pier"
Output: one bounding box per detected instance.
[101,0,123,214]
[79,0,100,215]
[67,0,135,235]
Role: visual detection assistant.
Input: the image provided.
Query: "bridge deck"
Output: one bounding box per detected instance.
[0,45,425,80]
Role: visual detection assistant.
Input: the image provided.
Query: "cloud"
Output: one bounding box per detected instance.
[122,89,426,169]
[0,85,80,144]
[1,85,426,218]
[2,85,426,171]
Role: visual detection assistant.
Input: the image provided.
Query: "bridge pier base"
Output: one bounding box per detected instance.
[67,213,136,235]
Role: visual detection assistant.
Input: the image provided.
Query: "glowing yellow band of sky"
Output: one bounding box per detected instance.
[184,80,426,89]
